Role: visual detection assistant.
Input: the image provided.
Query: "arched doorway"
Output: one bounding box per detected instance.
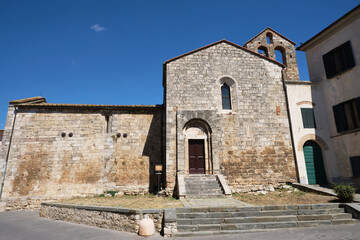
[183,120,212,175]
[303,141,327,185]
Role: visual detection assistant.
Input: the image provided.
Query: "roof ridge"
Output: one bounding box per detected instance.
[164,39,284,67]
[21,103,162,108]
[243,27,296,46]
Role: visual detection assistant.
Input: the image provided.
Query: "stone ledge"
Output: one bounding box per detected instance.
[41,202,162,214]
[40,202,164,234]
[340,203,360,219]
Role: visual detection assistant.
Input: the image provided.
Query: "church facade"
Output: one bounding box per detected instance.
[0,28,301,203]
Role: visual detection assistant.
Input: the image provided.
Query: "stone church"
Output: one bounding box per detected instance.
[0,27,301,204]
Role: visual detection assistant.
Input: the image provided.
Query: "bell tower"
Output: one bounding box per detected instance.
[244,27,300,81]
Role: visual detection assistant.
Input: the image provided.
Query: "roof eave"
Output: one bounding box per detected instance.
[163,39,284,67]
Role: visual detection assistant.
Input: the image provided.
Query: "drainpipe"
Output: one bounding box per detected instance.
[281,70,300,183]
[0,106,18,199]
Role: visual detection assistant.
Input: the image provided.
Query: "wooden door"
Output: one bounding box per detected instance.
[189,139,205,174]
[304,141,327,185]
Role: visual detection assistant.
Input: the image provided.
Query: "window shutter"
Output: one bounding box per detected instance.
[301,108,308,127]
[355,97,360,120]
[308,109,316,128]
[350,156,360,177]
[333,104,346,133]
[343,41,356,69]
[323,52,335,78]
[301,108,316,128]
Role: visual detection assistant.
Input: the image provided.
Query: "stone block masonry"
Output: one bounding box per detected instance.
[0,103,163,205]
[40,202,164,234]
[164,41,297,192]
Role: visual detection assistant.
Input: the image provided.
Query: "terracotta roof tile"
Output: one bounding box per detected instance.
[9,97,46,104]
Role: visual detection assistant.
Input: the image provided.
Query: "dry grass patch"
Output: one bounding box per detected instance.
[233,190,338,205]
[59,194,183,209]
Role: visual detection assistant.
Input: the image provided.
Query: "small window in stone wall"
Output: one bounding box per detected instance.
[266,32,273,44]
[105,115,110,133]
[221,83,232,110]
[350,156,360,177]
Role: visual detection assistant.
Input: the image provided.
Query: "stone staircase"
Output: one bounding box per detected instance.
[175,203,358,237]
[184,175,224,198]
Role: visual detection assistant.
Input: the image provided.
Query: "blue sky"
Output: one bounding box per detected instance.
[0,0,358,128]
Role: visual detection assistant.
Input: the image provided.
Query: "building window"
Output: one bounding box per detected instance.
[221,83,231,110]
[350,156,360,177]
[333,97,360,133]
[105,115,110,133]
[301,108,316,128]
[322,41,355,79]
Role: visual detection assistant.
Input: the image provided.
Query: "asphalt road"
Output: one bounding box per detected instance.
[0,211,360,240]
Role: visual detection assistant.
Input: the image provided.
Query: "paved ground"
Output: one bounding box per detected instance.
[180,197,251,207]
[1,211,360,240]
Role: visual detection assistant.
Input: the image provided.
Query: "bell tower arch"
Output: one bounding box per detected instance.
[244,27,300,81]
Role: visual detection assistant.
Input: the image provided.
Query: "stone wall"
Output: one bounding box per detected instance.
[164,41,297,192]
[0,104,163,202]
[40,203,164,233]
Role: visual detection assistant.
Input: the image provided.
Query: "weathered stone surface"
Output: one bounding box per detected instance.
[0,106,162,204]
[165,41,297,193]
[244,27,300,81]
[40,203,164,233]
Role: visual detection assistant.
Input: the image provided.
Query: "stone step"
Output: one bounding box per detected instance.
[177,219,357,234]
[185,183,220,187]
[186,190,223,194]
[184,175,224,198]
[176,204,341,213]
[177,209,344,219]
[177,213,353,225]
[186,178,218,181]
[186,185,221,189]
[186,194,225,198]
[174,229,267,237]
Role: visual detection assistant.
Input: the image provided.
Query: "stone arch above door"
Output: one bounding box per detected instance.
[176,110,221,175]
[183,119,212,174]
[297,134,329,151]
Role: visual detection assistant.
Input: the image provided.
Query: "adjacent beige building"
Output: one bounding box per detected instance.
[297,4,360,187]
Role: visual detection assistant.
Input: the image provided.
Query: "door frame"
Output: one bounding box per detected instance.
[188,139,205,174]
[303,140,327,185]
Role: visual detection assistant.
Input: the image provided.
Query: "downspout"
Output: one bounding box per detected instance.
[281,70,300,183]
[0,106,18,199]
